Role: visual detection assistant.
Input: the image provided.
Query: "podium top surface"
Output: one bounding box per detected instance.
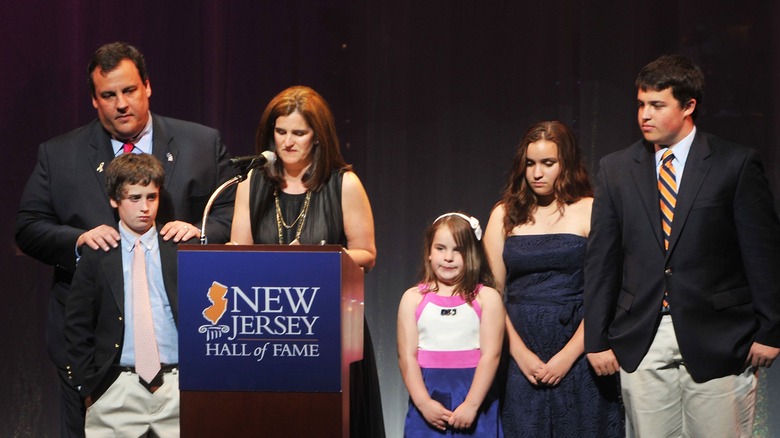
[179,244,346,253]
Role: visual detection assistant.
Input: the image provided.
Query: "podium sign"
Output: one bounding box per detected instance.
[178,249,345,392]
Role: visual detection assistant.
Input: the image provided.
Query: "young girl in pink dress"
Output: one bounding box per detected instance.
[398,213,505,437]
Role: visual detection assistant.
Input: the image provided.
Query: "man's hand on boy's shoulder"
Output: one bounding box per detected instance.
[78,225,120,252]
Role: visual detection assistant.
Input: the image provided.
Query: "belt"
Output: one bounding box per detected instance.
[113,364,178,393]
[113,363,178,374]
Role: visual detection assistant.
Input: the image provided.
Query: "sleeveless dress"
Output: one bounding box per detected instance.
[249,169,346,245]
[404,284,503,437]
[249,169,386,438]
[502,234,623,437]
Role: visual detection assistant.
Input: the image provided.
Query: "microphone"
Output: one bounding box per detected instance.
[229,150,277,170]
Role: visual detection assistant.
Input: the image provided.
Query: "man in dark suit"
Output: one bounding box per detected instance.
[15,42,237,437]
[584,54,780,437]
[66,153,186,436]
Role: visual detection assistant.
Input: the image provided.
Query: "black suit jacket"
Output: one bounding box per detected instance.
[584,131,780,382]
[15,115,237,368]
[64,234,182,400]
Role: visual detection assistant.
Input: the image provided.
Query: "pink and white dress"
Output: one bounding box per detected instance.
[403,283,503,437]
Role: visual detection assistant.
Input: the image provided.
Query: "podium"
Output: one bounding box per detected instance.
[177,245,364,437]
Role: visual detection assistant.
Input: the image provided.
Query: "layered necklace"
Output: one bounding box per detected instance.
[274,188,312,244]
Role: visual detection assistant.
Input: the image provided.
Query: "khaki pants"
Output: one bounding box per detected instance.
[620,315,756,438]
[85,369,179,438]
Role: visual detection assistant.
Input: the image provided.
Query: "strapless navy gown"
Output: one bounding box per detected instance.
[501,234,624,437]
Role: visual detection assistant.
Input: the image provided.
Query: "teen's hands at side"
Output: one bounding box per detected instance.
[587,349,621,376]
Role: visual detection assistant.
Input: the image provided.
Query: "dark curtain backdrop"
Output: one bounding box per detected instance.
[2,1,778,436]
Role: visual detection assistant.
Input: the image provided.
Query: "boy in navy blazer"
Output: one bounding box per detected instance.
[66,153,189,437]
[584,54,780,437]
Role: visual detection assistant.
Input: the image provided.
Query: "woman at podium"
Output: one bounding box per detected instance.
[230,85,384,437]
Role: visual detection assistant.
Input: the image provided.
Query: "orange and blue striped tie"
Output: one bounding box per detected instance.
[659,149,677,251]
[659,150,676,311]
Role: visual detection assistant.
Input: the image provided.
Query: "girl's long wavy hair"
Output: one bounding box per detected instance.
[499,121,592,235]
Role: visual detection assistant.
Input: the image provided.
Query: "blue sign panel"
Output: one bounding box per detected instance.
[178,250,342,392]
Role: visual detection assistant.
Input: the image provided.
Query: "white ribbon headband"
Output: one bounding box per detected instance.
[433,212,483,241]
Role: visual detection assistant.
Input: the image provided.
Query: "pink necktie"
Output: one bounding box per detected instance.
[123,143,134,154]
[133,239,161,383]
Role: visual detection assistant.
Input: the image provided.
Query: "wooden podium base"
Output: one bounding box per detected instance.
[181,391,346,437]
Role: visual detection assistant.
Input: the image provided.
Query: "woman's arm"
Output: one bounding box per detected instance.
[505,313,545,385]
[229,170,254,244]
[483,205,507,293]
[341,171,376,270]
[484,204,545,383]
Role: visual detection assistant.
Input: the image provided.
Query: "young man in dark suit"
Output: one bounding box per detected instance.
[15,42,237,437]
[584,54,780,437]
[66,153,187,436]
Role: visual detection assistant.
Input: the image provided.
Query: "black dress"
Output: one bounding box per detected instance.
[249,169,386,437]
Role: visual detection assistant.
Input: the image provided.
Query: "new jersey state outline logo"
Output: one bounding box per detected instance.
[199,281,230,340]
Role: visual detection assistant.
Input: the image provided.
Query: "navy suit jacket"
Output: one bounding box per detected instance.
[584,131,780,382]
[15,114,237,368]
[64,233,183,400]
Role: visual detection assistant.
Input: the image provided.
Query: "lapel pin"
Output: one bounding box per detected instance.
[167,152,173,162]
[97,162,104,172]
